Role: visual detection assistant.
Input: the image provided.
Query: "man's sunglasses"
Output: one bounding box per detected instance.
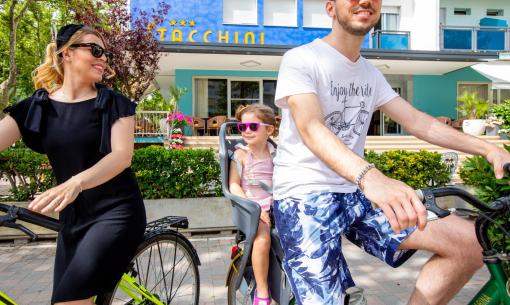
[70,43,113,63]
[237,122,272,132]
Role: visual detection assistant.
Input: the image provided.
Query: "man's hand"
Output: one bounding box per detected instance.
[361,168,427,234]
[485,146,510,180]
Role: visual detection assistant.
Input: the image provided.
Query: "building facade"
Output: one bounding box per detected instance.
[131,0,510,135]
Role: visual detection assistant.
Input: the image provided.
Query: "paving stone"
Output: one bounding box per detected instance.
[0,235,491,305]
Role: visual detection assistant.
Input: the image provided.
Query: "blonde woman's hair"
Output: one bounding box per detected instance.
[32,26,114,93]
[235,104,276,126]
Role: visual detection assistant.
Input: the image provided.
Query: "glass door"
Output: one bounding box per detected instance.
[381,87,403,135]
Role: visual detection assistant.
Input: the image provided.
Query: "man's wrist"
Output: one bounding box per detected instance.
[355,163,376,191]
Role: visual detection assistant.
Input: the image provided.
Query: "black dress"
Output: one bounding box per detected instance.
[3,86,147,303]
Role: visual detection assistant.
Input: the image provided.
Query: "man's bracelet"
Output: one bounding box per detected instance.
[355,163,375,191]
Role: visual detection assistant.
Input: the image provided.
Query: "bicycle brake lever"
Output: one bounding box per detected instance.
[417,188,451,220]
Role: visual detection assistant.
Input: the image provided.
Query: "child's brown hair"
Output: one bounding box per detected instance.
[235,104,276,126]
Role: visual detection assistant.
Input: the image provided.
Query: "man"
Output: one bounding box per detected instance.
[272,0,510,304]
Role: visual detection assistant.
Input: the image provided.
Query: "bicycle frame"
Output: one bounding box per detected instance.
[469,262,510,305]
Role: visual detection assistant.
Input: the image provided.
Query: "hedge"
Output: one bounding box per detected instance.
[365,150,451,188]
[131,146,221,199]
[0,144,221,200]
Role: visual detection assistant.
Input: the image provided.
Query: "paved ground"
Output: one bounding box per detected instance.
[0,235,488,305]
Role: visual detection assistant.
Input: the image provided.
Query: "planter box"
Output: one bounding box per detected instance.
[0,197,234,240]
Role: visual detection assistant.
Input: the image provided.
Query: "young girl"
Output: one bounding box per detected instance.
[229,104,276,305]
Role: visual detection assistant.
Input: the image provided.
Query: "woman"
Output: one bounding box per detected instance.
[0,24,146,304]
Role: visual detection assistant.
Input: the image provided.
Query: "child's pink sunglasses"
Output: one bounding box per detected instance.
[237,122,271,132]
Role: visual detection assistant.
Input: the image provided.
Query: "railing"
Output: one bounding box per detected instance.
[440,25,510,51]
[370,30,411,50]
[135,111,170,138]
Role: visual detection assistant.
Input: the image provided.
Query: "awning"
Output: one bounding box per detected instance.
[472,61,510,90]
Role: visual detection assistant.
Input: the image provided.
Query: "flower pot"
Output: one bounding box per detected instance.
[462,119,486,136]
[485,126,500,136]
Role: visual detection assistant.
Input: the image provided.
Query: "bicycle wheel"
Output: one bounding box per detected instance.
[106,232,200,305]
[227,253,256,305]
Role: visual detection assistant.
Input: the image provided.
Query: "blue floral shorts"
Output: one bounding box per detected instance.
[273,191,417,305]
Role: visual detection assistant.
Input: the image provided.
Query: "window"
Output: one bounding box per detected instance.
[230,81,260,117]
[381,6,399,31]
[194,79,228,118]
[303,0,331,28]
[223,0,257,25]
[194,78,278,118]
[374,6,400,31]
[487,9,504,17]
[454,8,471,16]
[264,0,297,27]
[263,80,278,113]
[440,7,446,25]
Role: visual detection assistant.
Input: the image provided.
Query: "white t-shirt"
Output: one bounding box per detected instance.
[273,38,398,200]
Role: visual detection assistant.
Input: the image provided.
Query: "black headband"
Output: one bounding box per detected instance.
[56,24,84,50]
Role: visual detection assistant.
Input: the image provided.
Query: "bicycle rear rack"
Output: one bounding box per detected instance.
[145,215,189,235]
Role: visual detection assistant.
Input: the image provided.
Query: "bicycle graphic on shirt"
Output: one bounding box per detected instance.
[324,101,369,145]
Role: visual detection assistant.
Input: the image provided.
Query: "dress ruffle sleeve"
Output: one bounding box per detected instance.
[3,97,46,154]
[94,84,137,154]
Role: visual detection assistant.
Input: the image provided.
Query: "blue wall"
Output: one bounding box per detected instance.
[175,69,278,116]
[131,0,371,48]
[413,67,491,118]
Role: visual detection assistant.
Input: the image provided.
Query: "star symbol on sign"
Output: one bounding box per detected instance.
[179,20,186,26]
[170,19,177,26]
[189,20,196,27]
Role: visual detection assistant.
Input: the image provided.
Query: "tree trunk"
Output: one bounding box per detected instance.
[0,0,34,111]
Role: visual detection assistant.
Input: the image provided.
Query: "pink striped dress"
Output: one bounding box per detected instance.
[237,143,275,211]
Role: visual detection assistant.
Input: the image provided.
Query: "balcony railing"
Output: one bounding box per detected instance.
[370,30,411,50]
[135,111,170,139]
[440,25,510,51]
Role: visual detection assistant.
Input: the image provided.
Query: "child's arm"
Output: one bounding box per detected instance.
[229,150,247,198]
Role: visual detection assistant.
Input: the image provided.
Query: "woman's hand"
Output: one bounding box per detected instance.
[28,177,83,214]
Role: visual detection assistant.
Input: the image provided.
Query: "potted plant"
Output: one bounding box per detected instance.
[456,92,489,136]
[489,99,510,139]
[485,114,504,136]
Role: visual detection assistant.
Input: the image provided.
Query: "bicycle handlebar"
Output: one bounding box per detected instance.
[0,202,60,241]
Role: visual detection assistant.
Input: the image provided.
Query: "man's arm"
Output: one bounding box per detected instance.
[288,93,427,233]
[381,97,510,179]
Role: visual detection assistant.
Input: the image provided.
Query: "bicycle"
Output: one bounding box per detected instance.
[220,121,510,305]
[0,202,201,305]
[416,185,510,305]
[218,122,366,305]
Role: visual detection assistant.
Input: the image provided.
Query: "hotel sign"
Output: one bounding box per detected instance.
[155,19,265,44]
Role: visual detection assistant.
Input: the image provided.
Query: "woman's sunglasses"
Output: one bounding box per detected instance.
[237,122,272,132]
[70,43,113,63]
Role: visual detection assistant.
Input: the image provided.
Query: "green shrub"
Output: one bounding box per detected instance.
[0,142,55,201]
[364,150,451,188]
[131,146,221,199]
[459,144,510,203]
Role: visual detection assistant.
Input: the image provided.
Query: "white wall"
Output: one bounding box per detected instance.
[384,0,440,51]
[440,0,510,27]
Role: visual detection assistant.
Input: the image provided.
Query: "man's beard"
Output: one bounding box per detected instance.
[336,7,379,36]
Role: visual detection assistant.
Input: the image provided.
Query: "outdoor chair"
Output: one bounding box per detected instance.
[207,115,227,136]
[192,117,207,136]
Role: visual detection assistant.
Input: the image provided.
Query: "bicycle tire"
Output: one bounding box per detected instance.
[227,253,256,305]
[104,232,200,305]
